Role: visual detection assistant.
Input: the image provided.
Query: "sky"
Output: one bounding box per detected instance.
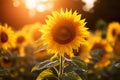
[0,0,120,30]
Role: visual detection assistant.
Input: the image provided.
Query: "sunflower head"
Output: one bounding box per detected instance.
[15,27,31,47]
[0,24,16,50]
[40,9,89,57]
[107,22,120,45]
[90,39,113,68]
[27,22,42,41]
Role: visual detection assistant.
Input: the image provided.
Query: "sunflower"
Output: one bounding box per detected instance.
[0,24,15,50]
[15,27,32,56]
[22,23,45,55]
[27,22,42,41]
[15,27,31,47]
[90,39,113,68]
[40,9,89,56]
[73,42,91,63]
[107,22,120,45]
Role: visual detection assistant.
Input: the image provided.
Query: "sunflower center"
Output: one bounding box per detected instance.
[16,36,25,44]
[91,43,104,50]
[112,29,116,37]
[0,31,8,43]
[91,43,106,56]
[52,25,76,44]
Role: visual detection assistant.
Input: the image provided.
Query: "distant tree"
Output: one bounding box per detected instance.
[93,0,120,22]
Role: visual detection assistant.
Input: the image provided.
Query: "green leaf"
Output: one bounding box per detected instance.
[90,49,106,63]
[61,71,82,80]
[114,63,120,68]
[113,59,120,68]
[36,69,56,80]
[64,56,87,80]
[65,56,87,72]
[72,56,87,71]
[31,59,58,72]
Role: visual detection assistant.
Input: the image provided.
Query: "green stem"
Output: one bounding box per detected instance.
[59,54,64,78]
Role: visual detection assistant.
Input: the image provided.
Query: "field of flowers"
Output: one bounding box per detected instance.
[0,0,120,80]
[0,9,120,80]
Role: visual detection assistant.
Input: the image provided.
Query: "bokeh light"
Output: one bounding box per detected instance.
[12,0,54,16]
[82,0,97,12]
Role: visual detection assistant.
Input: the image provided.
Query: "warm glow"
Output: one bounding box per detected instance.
[12,0,54,16]
[13,0,21,7]
[36,4,46,12]
[25,0,38,10]
[82,0,97,12]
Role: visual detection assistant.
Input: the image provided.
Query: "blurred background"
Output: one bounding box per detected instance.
[1,0,120,80]
[0,0,120,30]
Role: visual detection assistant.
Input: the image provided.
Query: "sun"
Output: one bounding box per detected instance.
[0,24,16,50]
[40,9,89,57]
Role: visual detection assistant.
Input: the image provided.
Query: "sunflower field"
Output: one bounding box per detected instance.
[0,0,120,80]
